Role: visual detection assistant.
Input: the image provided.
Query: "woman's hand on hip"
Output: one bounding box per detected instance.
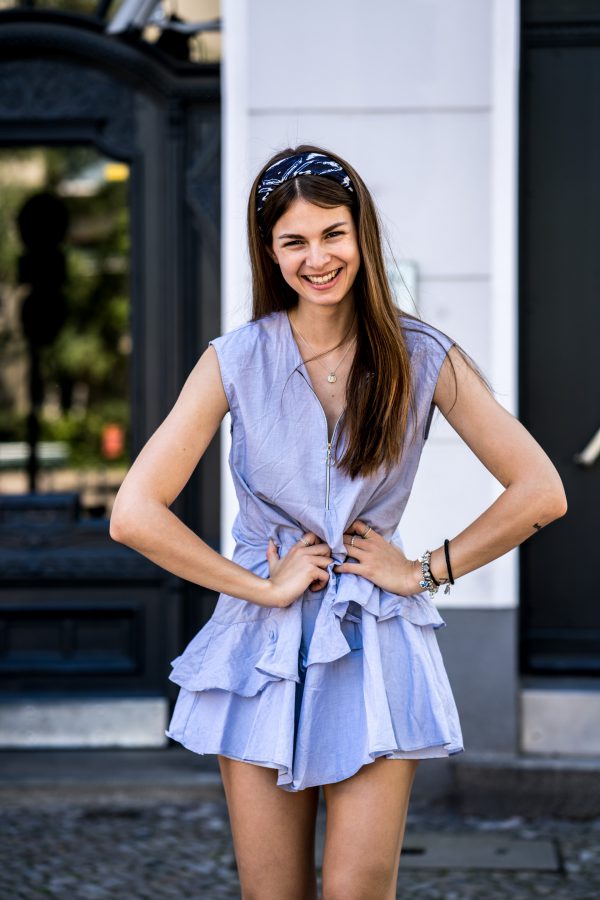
[265,532,333,608]
[333,520,422,596]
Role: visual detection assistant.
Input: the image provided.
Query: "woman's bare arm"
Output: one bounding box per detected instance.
[109,345,278,605]
[422,346,568,585]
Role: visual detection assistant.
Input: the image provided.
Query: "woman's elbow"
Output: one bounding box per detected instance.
[109,490,164,544]
[537,477,568,522]
[550,489,568,520]
[109,509,129,544]
[109,494,138,544]
[512,471,567,524]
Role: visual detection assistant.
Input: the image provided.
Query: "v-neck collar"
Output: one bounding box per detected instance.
[279,309,347,445]
[282,308,311,375]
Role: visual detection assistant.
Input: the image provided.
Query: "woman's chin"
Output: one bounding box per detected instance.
[296,284,354,307]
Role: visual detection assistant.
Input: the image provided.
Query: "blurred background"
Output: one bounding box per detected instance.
[0,0,598,837]
[0,0,221,748]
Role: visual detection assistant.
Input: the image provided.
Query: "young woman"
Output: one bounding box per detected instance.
[110,145,567,900]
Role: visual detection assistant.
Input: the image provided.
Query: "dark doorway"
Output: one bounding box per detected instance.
[520,2,600,676]
[0,12,220,734]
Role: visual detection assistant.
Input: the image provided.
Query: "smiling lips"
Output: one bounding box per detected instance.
[302,267,342,286]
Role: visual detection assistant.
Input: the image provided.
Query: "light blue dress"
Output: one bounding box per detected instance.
[165,308,464,791]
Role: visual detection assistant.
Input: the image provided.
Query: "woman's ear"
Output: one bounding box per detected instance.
[266,246,279,265]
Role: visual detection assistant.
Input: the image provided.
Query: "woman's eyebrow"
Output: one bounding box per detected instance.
[276,220,349,240]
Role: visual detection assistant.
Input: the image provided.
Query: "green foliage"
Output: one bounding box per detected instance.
[0,145,131,471]
[41,399,130,468]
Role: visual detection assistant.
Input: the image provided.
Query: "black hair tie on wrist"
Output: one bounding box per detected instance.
[444,538,455,585]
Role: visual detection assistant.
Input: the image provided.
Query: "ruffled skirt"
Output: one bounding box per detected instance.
[165,577,464,792]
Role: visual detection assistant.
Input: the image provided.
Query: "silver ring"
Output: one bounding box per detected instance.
[300,538,311,546]
[361,525,372,538]
[350,535,356,547]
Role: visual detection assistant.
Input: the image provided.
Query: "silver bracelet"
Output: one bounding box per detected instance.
[417,549,451,599]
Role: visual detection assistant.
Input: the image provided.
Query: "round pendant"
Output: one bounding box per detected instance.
[327,373,337,383]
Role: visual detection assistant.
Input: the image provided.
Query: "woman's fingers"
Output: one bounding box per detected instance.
[304,542,332,557]
[343,531,364,544]
[342,534,367,554]
[272,526,383,585]
[299,532,332,557]
[332,561,360,575]
[338,520,377,570]
[342,520,377,554]
[311,554,334,569]
[310,566,330,589]
[346,519,363,533]
[300,531,320,546]
[347,519,374,536]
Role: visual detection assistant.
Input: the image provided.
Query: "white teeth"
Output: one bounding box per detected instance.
[305,268,340,285]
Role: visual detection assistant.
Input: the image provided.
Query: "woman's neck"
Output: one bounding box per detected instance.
[288,300,357,351]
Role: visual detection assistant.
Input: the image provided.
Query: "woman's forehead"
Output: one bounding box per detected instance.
[273,198,352,235]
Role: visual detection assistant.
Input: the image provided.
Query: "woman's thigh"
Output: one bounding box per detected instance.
[321,757,419,900]
[217,754,320,900]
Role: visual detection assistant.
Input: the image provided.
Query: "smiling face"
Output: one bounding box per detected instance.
[268,198,361,309]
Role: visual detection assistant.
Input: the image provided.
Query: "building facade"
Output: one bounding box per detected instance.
[2,0,598,770]
[219,0,599,768]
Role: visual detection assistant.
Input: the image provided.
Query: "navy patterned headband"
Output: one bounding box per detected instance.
[256,151,355,215]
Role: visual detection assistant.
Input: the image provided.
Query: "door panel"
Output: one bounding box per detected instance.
[520,3,600,674]
[0,19,221,712]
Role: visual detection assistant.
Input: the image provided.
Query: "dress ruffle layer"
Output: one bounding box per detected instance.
[166,561,464,792]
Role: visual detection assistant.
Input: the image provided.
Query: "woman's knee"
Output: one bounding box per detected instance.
[217,756,320,899]
[239,869,318,900]
[322,859,398,900]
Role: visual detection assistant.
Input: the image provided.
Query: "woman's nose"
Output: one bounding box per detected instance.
[305,243,331,270]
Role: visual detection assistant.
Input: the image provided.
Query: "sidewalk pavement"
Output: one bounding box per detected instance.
[1,749,599,899]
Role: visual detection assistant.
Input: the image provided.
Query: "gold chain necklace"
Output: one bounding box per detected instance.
[288,313,356,384]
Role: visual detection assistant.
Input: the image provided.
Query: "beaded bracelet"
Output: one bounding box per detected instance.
[417,545,452,599]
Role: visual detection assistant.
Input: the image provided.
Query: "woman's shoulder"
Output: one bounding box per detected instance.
[208,311,277,348]
[207,311,280,363]
[397,310,456,360]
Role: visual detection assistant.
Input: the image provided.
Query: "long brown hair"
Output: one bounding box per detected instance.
[247,144,492,479]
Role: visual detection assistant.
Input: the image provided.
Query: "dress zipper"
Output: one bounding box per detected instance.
[326,441,332,510]
[325,420,343,509]
[298,371,343,509]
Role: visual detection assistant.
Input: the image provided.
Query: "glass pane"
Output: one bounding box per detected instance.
[0,2,222,62]
[0,146,131,520]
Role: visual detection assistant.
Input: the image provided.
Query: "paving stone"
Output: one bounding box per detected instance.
[400,831,560,871]
[1,788,600,898]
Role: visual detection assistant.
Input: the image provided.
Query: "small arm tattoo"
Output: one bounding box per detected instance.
[532,522,543,531]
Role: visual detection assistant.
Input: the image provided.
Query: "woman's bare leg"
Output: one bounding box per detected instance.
[217,755,320,900]
[320,757,419,900]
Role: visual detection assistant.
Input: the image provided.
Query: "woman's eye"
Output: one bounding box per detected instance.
[281,232,344,248]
